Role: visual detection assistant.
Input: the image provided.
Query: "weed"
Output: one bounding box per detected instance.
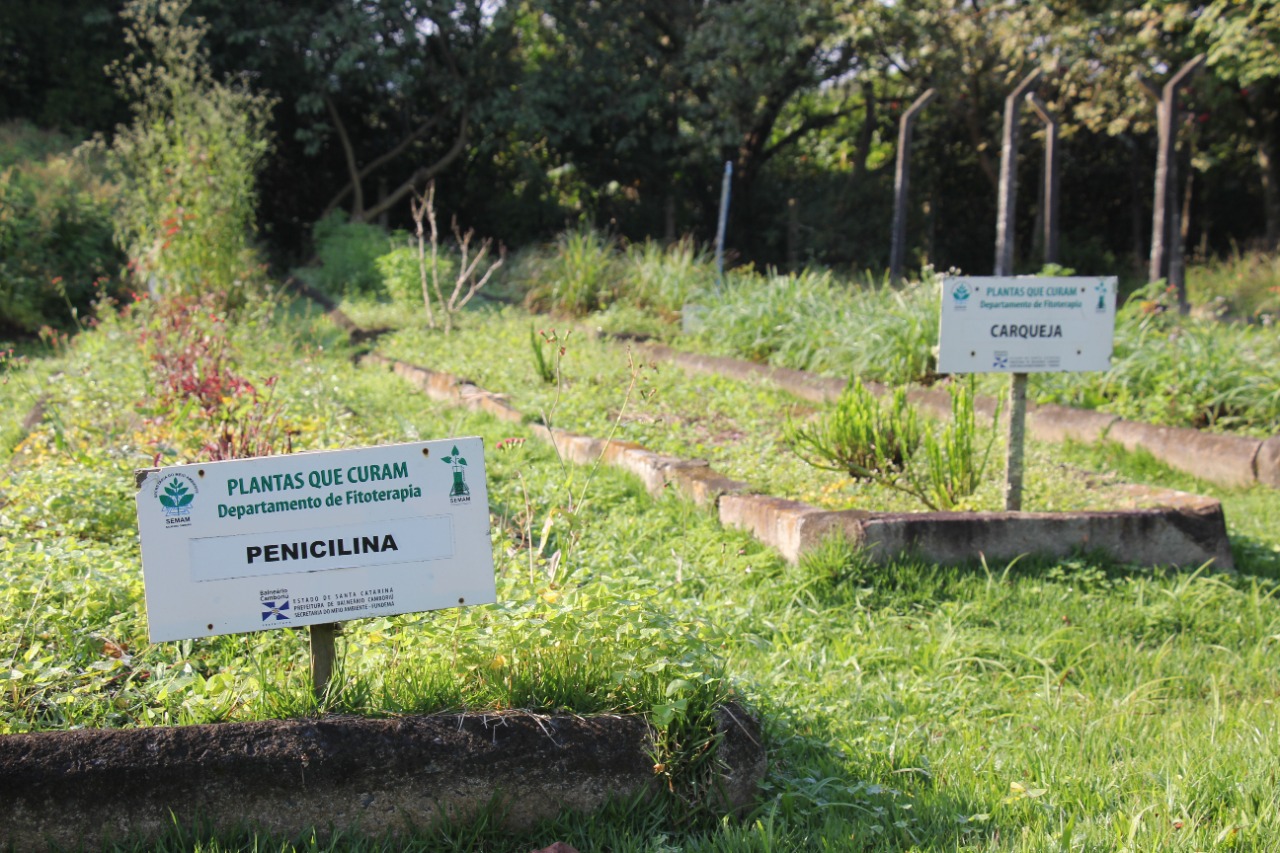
[530,325,559,385]
[786,379,921,480]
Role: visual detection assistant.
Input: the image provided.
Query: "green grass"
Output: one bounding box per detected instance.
[6,291,1280,850]
[377,303,1192,515]
[1187,248,1280,320]
[532,247,1280,437]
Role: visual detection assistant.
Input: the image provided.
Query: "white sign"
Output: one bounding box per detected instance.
[135,438,495,642]
[937,276,1117,373]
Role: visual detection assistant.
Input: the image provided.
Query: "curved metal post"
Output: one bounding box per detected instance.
[1025,92,1060,266]
[994,69,1042,277]
[1145,54,1205,314]
[889,88,936,284]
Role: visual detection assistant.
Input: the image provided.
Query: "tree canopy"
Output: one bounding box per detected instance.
[4,0,1277,274]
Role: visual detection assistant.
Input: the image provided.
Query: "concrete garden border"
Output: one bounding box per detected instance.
[0,706,765,850]
[363,352,1233,570]
[278,290,1236,569]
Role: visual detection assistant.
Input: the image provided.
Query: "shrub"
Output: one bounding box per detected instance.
[106,0,273,308]
[786,379,921,480]
[0,122,121,333]
[310,211,392,298]
[789,378,997,511]
[621,237,716,316]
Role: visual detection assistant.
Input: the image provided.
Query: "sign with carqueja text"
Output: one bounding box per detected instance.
[937,276,1117,374]
[135,438,494,642]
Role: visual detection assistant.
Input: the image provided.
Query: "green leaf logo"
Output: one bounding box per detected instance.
[157,474,198,519]
[442,445,467,466]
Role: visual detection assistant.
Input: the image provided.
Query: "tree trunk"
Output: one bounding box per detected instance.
[1259,120,1280,251]
[325,95,363,219]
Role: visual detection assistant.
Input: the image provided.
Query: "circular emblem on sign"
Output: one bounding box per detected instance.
[154,472,199,525]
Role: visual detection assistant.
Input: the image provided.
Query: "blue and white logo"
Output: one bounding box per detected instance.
[993,351,1009,370]
[262,599,291,621]
[952,282,971,304]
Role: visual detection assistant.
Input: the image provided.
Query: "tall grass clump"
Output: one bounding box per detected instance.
[1027,280,1280,434]
[524,227,618,316]
[621,237,717,316]
[694,267,939,384]
[106,0,273,308]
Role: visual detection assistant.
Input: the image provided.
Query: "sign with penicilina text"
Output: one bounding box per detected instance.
[937,276,1117,374]
[135,438,495,643]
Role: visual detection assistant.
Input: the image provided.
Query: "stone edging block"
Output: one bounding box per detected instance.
[719,490,1232,570]
[1253,437,1280,489]
[370,354,1234,571]
[1107,419,1262,489]
[0,707,765,851]
[1026,403,1120,444]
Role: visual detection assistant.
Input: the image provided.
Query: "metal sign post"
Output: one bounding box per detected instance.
[715,161,733,290]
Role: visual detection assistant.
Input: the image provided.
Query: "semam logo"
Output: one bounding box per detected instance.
[1094,280,1109,313]
[154,472,198,527]
[441,445,471,503]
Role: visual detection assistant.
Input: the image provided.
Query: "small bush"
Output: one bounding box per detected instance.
[107,0,273,308]
[789,378,997,511]
[310,212,392,298]
[0,122,122,333]
[786,379,921,480]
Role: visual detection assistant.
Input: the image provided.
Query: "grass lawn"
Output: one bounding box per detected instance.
[3,293,1280,850]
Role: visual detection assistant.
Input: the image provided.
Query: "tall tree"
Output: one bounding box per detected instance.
[196,0,515,230]
[1194,0,1280,250]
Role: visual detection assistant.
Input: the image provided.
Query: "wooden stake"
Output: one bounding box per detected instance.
[1004,372,1028,511]
[310,623,338,700]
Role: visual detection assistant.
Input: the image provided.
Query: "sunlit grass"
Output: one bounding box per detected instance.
[5,291,1280,850]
